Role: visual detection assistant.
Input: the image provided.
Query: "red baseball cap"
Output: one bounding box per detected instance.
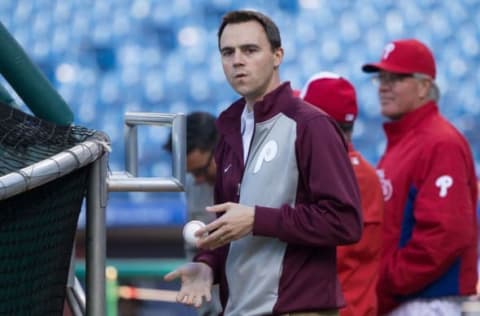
[301,72,358,123]
[362,39,436,79]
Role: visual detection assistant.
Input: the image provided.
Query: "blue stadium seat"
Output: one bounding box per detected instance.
[3,0,480,225]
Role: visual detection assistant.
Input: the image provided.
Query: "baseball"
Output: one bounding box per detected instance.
[182,220,206,246]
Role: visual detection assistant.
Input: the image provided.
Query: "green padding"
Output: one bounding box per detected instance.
[0,84,15,107]
[0,22,73,125]
[75,259,186,278]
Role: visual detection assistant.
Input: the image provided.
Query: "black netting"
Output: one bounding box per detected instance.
[0,102,97,315]
[0,102,96,175]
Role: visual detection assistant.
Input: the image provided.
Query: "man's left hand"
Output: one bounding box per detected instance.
[195,202,254,249]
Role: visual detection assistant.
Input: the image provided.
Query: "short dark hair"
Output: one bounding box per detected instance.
[163,112,218,155]
[217,10,282,51]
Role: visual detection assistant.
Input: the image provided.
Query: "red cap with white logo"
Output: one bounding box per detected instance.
[301,72,358,123]
[362,39,436,79]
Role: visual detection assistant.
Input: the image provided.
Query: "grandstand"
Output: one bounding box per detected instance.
[1,0,479,228]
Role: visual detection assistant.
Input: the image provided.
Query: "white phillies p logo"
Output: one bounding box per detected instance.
[435,175,453,198]
[376,169,393,201]
[253,140,278,173]
[383,43,395,60]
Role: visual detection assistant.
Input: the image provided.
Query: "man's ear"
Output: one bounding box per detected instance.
[273,47,284,69]
[418,78,432,100]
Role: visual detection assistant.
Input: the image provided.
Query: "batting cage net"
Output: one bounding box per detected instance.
[0,101,102,315]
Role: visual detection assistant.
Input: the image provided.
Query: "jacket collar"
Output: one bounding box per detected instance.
[383,100,438,144]
[216,82,294,135]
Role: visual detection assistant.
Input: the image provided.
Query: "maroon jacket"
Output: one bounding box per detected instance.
[195,83,362,315]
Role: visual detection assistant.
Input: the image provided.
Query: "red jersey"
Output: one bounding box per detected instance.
[377,101,478,314]
[338,146,384,316]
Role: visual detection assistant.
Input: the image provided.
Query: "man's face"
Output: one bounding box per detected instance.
[219,20,283,104]
[186,149,216,185]
[376,71,431,120]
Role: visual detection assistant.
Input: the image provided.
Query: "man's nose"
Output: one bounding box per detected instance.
[379,81,391,92]
[233,51,245,65]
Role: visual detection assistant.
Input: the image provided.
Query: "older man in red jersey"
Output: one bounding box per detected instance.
[363,39,478,315]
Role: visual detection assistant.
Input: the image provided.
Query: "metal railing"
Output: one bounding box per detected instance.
[83,112,185,315]
[108,112,185,192]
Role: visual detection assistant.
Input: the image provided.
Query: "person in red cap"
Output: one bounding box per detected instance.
[302,72,384,316]
[362,39,478,315]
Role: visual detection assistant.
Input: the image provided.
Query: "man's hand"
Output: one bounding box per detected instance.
[163,262,213,307]
[195,202,254,249]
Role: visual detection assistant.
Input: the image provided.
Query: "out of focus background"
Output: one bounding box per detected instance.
[1,0,479,315]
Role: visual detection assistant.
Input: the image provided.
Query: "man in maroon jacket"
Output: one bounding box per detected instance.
[165,10,362,315]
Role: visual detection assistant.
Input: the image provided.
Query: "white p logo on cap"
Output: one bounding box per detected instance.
[383,43,395,60]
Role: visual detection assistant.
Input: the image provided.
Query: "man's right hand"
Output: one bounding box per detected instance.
[163,262,213,308]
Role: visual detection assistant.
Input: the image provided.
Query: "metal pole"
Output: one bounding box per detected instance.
[86,154,108,315]
[125,124,138,176]
[107,172,184,192]
[66,288,85,316]
[66,243,86,315]
[171,114,186,188]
